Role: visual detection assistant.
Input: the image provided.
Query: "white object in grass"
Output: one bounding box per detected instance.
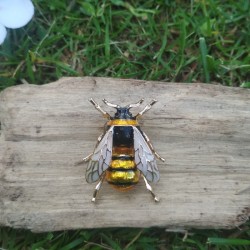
[0,0,34,44]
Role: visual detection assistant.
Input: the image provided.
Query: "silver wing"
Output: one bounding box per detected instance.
[133,127,160,183]
[85,126,113,183]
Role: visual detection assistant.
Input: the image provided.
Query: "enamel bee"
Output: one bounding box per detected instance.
[83,98,165,202]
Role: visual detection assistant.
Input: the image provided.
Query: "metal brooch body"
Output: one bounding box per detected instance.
[83,99,165,202]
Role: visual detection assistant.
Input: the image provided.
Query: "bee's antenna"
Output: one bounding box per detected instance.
[102,99,120,109]
[127,99,144,109]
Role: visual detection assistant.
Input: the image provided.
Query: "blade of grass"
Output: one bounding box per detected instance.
[26,51,35,83]
[199,37,210,83]
[100,232,122,250]
[105,19,110,61]
[124,229,144,249]
[174,19,187,80]
[207,237,250,246]
[60,238,85,250]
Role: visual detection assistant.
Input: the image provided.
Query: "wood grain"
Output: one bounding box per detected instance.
[0,77,249,232]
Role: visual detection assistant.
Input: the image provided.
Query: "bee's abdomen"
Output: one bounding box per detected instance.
[106,146,140,190]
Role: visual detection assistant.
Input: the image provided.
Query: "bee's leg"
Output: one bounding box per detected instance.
[142,131,165,162]
[75,153,93,166]
[82,132,104,161]
[89,98,111,119]
[82,153,93,162]
[135,99,157,118]
[142,176,159,202]
[92,175,105,202]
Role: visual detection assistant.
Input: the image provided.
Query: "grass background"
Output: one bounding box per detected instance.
[0,0,250,249]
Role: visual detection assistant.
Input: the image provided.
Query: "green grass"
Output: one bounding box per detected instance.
[1,224,250,250]
[0,0,250,249]
[0,0,250,89]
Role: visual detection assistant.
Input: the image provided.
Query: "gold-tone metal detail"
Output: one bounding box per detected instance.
[107,119,138,126]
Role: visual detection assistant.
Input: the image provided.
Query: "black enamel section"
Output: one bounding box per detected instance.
[112,155,134,160]
[113,126,134,147]
[107,181,138,186]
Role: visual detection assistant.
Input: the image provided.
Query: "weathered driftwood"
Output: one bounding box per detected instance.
[0,77,249,232]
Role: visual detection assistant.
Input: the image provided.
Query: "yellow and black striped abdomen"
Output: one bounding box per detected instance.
[106,146,140,190]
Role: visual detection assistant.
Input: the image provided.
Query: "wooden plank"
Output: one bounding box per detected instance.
[0,77,249,232]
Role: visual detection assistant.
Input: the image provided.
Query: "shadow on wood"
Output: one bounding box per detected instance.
[0,77,249,232]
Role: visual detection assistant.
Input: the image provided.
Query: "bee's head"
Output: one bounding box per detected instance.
[101,99,144,120]
[113,107,133,119]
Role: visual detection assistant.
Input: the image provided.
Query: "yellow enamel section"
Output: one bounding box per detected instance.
[107,119,138,126]
[106,169,140,183]
[111,159,135,169]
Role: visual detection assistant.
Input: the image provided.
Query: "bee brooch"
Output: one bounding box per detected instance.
[83,98,165,202]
